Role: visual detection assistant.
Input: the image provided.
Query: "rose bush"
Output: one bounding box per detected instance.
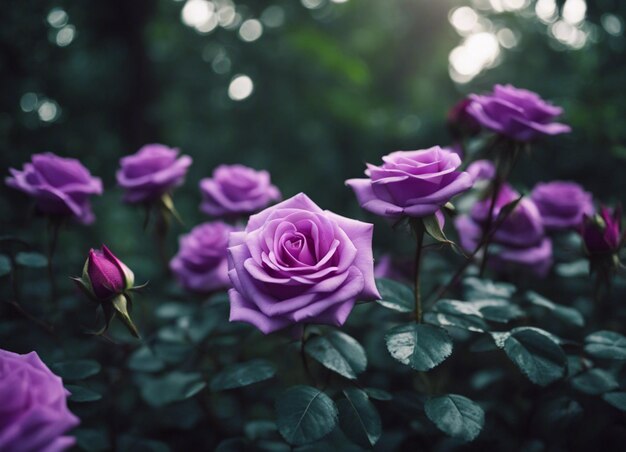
[6,153,102,224]
[0,349,79,452]
[227,193,379,333]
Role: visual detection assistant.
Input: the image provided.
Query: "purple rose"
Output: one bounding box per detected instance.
[580,206,623,256]
[466,159,496,183]
[345,146,473,218]
[85,245,135,300]
[466,84,571,142]
[170,221,235,293]
[200,164,281,217]
[6,153,102,224]
[455,184,552,276]
[117,144,192,203]
[227,193,380,334]
[531,181,594,230]
[0,349,79,452]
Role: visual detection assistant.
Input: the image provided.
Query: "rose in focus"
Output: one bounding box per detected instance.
[345,146,473,219]
[6,152,102,224]
[227,193,379,334]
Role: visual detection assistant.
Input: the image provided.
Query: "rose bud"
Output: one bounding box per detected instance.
[581,206,623,256]
[73,245,142,338]
[447,98,481,139]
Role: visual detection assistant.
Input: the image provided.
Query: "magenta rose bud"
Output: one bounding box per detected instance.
[531,181,594,230]
[580,206,623,256]
[345,146,473,219]
[0,349,79,452]
[200,164,281,217]
[448,98,481,139]
[455,184,553,277]
[6,152,102,224]
[227,193,380,334]
[170,221,235,293]
[86,245,134,300]
[466,84,571,142]
[117,144,192,203]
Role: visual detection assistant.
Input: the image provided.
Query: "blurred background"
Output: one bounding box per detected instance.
[1,0,625,270]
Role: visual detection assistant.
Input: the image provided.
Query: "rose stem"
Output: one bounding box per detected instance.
[46,217,61,305]
[478,177,502,277]
[411,219,425,323]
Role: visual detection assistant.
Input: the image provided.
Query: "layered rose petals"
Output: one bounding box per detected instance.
[227,193,379,334]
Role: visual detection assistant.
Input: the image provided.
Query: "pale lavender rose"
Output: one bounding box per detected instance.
[466,84,571,142]
[227,193,380,334]
[530,181,593,230]
[466,159,495,183]
[170,221,234,293]
[0,349,79,452]
[345,146,473,218]
[200,164,281,217]
[455,184,552,276]
[6,153,102,224]
[117,144,192,203]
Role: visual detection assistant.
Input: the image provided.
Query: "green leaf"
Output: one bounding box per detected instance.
[375,278,413,312]
[0,254,11,277]
[74,428,110,452]
[422,214,451,245]
[364,388,392,401]
[603,392,626,411]
[337,388,382,448]
[424,312,489,333]
[210,359,276,391]
[275,385,338,446]
[15,251,47,268]
[304,331,367,380]
[471,299,524,323]
[463,277,514,300]
[112,294,140,338]
[385,323,453,371]
[50,360,101,380]
[66,384,102,403]
[502,327,566,386]
[571,368,618,395]
[584,330,626,360]
[141,371,206,407]
[424,394,484,442]
[526,291,584,327]
[128,346,165,373]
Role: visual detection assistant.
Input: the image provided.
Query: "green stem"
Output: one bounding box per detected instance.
[411,219,425,323]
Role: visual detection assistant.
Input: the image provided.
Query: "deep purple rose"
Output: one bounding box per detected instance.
[455,184,552,276]
[85,245,134,300]
[466,159,496,183]
[200,164,281,217]
[580,206,623,256]
[6,153,102,224]
[227,193,380,334]
[466,84,571,142]
[345,146,473,218]
[0,349,79,452]
[448,98,481,138]
[531,181,593,230]
[117,144,192,203]
[170,221,235,293]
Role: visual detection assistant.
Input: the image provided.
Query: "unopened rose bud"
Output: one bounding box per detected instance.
[581,206,623,256]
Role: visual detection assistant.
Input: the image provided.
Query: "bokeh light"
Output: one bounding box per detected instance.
[228,75,253,101]
[238,19,263,42]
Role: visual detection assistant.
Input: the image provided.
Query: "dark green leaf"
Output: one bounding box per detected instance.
[364,388,392,401]
[463,277,514,300]
[555,260,589,278]
[74,428,110,452]
[128,346,165,373]
[422,214,451,244]
[51,360,101,380]
[244,420,277,440]
[275,385,338,446]
[304,331,367,379]
[526,291,584,327]
[141,371,206,407]
[66,384,102,402]
[571,368,618,395]
[424,311,488,333]
[424,394,484,442]
[210,359,276,391]
[385,323,453,371]
[603,392,626,411]
[471,299,524,323]
[375,278,413,312]
[0,254,11,277]
[15,251,47,268]
[337,388,382,448]
[584,330,626,360]
[502,327,566,386]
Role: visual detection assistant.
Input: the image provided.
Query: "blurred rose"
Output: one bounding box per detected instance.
[0,349,79,452]
[466,159,496,183]
[466,84,571,142]
[346,146,473,218]
[170,221,235,293]
[6,152,102,224]
[455,184,552,276]
[117,144,192,203]
[581,206,623,256]
[227,193,379,334]
[531,181,593,230]
[448,98,481,139]
[85,245,134,300]
[200,164,281,217]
